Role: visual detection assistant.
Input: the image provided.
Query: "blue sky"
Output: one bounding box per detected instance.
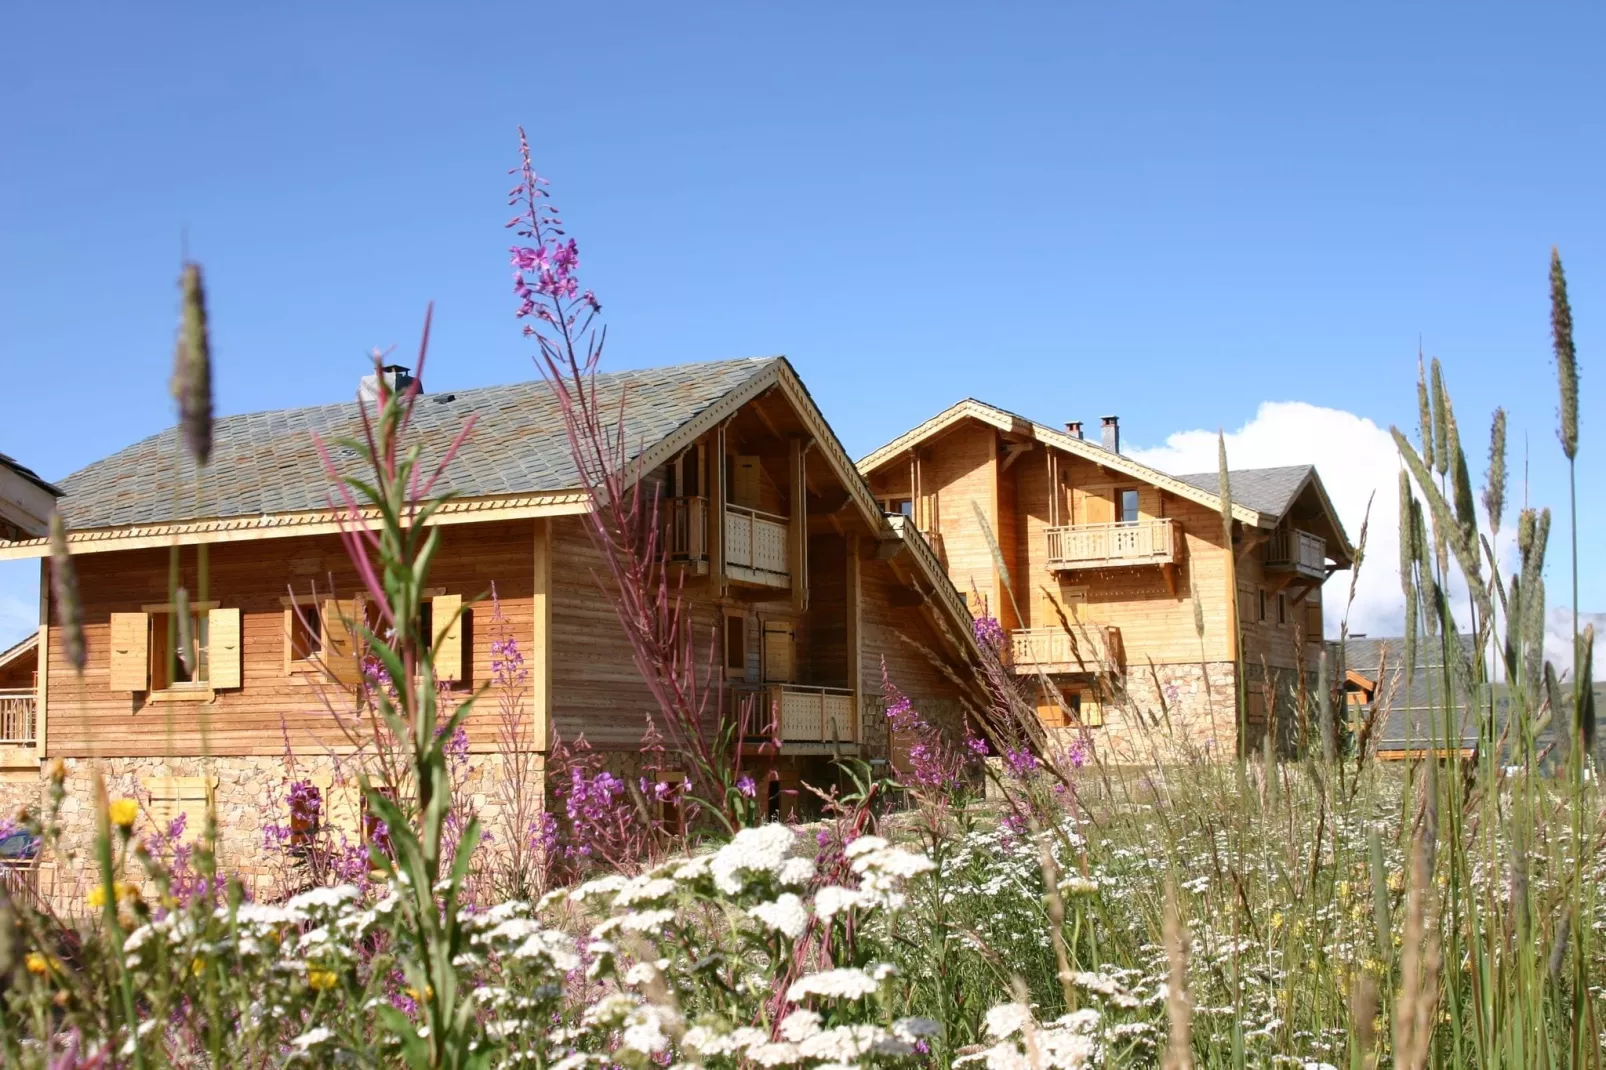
[2,2,1602,656]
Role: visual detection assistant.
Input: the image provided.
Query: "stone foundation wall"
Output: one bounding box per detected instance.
[0,750,547,908]
[1091,661,1241,765]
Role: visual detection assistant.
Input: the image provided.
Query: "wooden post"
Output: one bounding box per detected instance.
[532,517,553,752]
[789,437,807,611]
[845,532,862,743]
[35,561,48,761]
[711,428,726,597]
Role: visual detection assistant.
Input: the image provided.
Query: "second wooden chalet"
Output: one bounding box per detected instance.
[0,358,980,875]
[859,400,1353,760]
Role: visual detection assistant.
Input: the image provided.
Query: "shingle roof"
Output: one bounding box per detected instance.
[57,358,778,531]
[1171,465,1314,520]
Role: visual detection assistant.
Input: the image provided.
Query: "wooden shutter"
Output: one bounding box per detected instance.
[1080,690,1104,728]
[321,599,366,686]
[1083,491,1114,526]
[733,455,761,508]
[109,612,149,691]
[145,775,214,842]
[432,593,463,682]
[762,621,794,683]
[208,608,242,689]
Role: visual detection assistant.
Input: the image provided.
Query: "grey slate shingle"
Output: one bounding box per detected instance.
[1171,465,1314,520]
[57,358,778,531]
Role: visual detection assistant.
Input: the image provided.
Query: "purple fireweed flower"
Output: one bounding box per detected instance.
[972,613,1007,652]
[1066,736,1088,769]
[1003,748,1038,779]
[736,775,756,799]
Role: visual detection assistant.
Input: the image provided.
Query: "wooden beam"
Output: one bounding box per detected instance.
[532,517,553,751]
[1000,438,1034,472]
[846,532,862,729]
[789,437,807,611]
[711,426,727,598]
[35,562,47,761]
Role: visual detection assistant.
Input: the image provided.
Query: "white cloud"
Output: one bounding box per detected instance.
[1128,401,1602,681]
[1128,401,1406,638]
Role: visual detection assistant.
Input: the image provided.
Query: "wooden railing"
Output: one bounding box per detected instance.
[1045,518,1177,570]
[886,515,971,631]
[769,684,857,743]
[1008,627,1113,672]
[664,496,707,563]
[0,690,36,745]
[724,504,790,579]
[1266,528,1326,577]
[919,529,944,561]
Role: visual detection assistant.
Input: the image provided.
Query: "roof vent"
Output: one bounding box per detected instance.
[1065,420,1083,440]
[1100,415,1119,453]
[358,364,420,403]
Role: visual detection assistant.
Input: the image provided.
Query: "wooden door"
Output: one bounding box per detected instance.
[762,621,795,683]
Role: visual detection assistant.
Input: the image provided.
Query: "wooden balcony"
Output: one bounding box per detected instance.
[739,684,858,748]
[724,504,791,588]
[1265,528,1326,579]
[664,495,708,565]
[1045,519,1178,571]
[0,689,36,745]
[1008,627,1120,674]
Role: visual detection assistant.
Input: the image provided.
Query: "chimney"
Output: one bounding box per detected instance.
[358,363,420,403]
[1100,415,1120,453]
[1065,420,1084,440]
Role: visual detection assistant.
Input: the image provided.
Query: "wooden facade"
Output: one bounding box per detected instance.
[861,401,1351,756]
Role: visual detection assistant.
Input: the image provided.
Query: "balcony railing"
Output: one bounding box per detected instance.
[1045,519,1178,570]
[741,684,857,744]
[724,504,791,585]
[0,690,36,745]
[886,515,970,629]
[1008,627,1117,673]
[1265,528,1326,578]
[664,496,707,563]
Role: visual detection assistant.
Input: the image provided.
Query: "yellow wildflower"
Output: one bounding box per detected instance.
[46,758,66,785]
[308,968,339,992]
[86,881,139,910]
[25,952,49,977]
[1386,869,1405,893]
[191,957,206,977]
[107,798,139,830]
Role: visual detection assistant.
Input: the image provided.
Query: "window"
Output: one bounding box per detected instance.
[419,599,434,654]
[1118,488,1140,525]
[1277,593,1287,624]
[884,498,913,518]
[290,604,322,664]
[1258,589,1268,622]
[147,605,210,691]
[724,611,748,678]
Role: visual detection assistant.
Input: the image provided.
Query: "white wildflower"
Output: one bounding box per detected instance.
[614,876,677,908]
[286,885,357,911]
[777,856,816,886]
[786,966,885,1002]
[747,1041,804,1067]
[620,1003,680,1054]
[570,874,630,903]
[290,1027,332,1053]
[748,893,808,939]
[985,1002,1032,1039]
[618,908,676,934]
[779,1008,822,1041]
[814,885,869,920]
[710,824,797,894]
[799,1024,904,1062]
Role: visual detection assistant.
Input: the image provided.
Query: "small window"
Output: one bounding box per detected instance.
[887,498,914,518]
[286,601,323,672]
[419,599,434,653]
[1258,589,1268,623]
[1277,594,1287,624]
[1118,489,1140,525]
[724,612,747,678]
[149,608,209,691]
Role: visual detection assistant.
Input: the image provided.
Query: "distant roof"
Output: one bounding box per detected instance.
[0,631,37,672]
[54,358,778,531]
[1172,466,1316,519]
[0,453,62,497]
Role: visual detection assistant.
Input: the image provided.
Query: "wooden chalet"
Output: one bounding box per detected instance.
[0,358,980,872]
[858,400,1353,760]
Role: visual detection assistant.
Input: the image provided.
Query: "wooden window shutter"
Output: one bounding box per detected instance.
[145,775,214,842]
[1080,690,1104,728]
[321,598,366,686]
[762,621,794,683]
[109,612,149,691]
[1083,491,1114,526]
[208,608,242,689]
[733,455,761,508]
[432,593,464,682]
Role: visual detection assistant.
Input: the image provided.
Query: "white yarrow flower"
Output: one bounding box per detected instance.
[786,966,887,1002]
[748,893,808,939]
